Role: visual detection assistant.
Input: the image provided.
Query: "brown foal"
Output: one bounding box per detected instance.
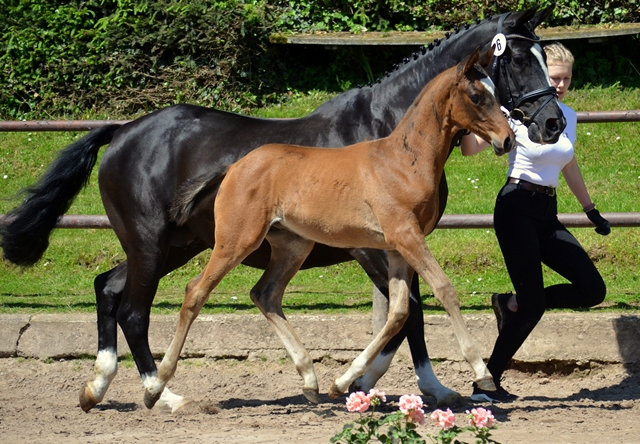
[144,48,514,408]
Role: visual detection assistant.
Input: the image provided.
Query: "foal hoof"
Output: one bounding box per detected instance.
[328,381,344,399]
[144,389,162,410]
[476,376,497,392]
[302,387,320,404]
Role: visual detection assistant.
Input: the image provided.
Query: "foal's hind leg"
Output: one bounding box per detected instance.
[251,231,318,402]
[330,251,414,398]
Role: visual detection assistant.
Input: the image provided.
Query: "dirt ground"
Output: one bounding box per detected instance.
[0,353,638,443]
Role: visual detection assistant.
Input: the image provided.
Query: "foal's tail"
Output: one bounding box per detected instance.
[170,165,229,226]
[0,124,122,265]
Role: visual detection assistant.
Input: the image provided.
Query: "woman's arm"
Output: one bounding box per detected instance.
[460,133,491,156]
[561,157,593,210]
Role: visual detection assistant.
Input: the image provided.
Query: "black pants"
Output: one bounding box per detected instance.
[487,183,606,383]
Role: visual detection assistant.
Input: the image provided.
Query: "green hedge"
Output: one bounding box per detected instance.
[1,0,276,118]
[1,1,639,119]
[276,0,640,33]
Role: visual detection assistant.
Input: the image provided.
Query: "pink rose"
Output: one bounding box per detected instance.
[398,394,424,415]
[430,408,456,430]
[367,388,387,402]
[468,407,495,429]
[407,408,426,425]
[346,391,371,413]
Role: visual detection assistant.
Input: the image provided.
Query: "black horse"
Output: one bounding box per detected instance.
[1,6,564,412]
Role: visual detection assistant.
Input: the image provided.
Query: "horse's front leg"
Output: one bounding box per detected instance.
[252,232,319,402]
[396,237,495,392]
[329,251,413,398]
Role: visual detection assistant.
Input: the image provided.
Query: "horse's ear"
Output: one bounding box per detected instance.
[528,4,555,30]
[507,6,538,29]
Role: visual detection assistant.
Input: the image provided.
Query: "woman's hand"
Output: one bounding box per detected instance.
[586,208,611,235]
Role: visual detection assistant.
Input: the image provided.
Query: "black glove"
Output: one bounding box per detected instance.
[586,208,611,235]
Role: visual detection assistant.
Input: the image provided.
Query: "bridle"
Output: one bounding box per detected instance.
[491,13,557,124]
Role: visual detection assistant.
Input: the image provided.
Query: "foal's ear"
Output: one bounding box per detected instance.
[477,46,495,69]
[460,47,481,74]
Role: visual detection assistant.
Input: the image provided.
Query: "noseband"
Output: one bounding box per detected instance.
[491,13,557,124]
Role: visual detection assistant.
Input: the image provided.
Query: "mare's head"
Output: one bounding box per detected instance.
[449,48,514,156]
[487,6,565,144]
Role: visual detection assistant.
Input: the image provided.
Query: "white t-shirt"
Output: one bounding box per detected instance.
[506,102,576,188]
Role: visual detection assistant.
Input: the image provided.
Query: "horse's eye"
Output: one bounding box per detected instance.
[470,94,479,104]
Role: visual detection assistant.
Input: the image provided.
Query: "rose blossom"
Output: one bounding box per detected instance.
[430,408,456,430]
[398,394,424,414]
[407,408,426,425]
[346,391,371,413]
[368,388,387,402]
[468,407,495,428]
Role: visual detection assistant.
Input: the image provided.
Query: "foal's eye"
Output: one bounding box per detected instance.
[469,94,479,104]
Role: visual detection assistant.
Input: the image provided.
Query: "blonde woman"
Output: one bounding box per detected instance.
[462,42,610,403]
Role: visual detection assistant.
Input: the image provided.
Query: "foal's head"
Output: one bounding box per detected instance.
[450,48,515,156]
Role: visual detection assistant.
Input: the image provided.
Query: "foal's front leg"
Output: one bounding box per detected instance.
[395,236,496,391]
[143,247,243,409]
[329,251,414,397]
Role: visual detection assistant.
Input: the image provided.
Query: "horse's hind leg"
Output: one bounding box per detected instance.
[251,231,318,402]
[330,251,413,398]
[79,262,127,412]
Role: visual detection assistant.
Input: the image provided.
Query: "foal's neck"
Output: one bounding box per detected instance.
[391,73,459,168]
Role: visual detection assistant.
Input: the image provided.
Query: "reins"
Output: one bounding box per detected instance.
[491,13,557,124]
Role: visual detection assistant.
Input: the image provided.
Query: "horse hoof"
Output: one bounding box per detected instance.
[476,376,497,392]
[328,381,343,399]
[436,391,463,408]
[144,389,162,409]
[303,387,320,404]
[79,383,98,412]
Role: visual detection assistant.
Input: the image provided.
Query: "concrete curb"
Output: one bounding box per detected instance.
[1,313,639,364]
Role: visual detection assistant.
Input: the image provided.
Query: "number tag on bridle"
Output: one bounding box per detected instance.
[492,33,507,56]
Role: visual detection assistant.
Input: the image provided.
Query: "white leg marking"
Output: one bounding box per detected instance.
[155,387,191,413]
[416,362,459,401]
[142,372,164,398]
[355,352,395,391]
[86,349,118,402]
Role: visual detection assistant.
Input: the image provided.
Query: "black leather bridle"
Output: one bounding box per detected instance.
[491,13,558,124]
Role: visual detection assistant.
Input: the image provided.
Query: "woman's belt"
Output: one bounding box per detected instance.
[508,177,556,196]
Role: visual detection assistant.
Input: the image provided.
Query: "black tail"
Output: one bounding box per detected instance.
[0,124,122,265]
[169,164,229,226]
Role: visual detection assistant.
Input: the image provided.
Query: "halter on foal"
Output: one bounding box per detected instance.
[143,48,514,406]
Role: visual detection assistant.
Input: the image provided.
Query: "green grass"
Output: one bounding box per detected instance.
[1,85,639,314]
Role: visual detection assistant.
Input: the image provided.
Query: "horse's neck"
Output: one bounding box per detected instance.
[310,21,494,140]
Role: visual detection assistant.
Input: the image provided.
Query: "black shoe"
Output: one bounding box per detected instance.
[492,293,514,333]
[470,382,518,403]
